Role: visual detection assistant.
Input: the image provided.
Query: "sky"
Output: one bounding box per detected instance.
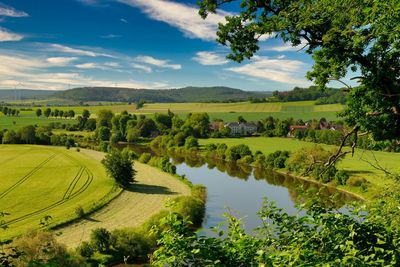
[0,0,317,91]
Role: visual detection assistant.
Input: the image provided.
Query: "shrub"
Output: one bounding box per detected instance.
[335,170,350,185]
[90,228,111,253]
[77,241,94,258]
[75,206,85,218]
[347,176,368,187]
[184,136,199,150]
[110,229,152,261]
[237,155,253,165]
[139,153,152,163]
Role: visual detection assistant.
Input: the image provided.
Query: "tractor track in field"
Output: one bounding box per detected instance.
[0,153,57,200]
[3,160,94,227]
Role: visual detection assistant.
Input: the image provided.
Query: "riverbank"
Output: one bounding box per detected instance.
[199,137,399,200]
[55,149,191,248]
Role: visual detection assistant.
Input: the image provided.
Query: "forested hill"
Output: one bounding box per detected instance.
[0,89,55,100]
[53,86,271,103]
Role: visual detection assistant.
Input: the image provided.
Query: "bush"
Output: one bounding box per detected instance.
[335,170,350,185]
[77,241,94,258]
[347,176,368,187]
[90,228,111,253]
[266,150,290,169]
[139,152,152,164]
[75,206,85,218]
[110,229,152,262]
[237,155,253,165]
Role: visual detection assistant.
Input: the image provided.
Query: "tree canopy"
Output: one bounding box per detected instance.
[199,0,400,141]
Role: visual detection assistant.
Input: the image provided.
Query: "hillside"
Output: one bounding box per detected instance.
[0,89,56,100]
[52,86,271,103]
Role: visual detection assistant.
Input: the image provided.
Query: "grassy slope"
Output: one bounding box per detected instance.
[200,137,400,199]
[0,145,119,240]
[55,151,190,248]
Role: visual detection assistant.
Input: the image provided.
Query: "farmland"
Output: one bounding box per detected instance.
[0,112,70,130]
[55,160,190,248]
[200,137,400,198]
[1,101,344,131]
[0,145,119,240]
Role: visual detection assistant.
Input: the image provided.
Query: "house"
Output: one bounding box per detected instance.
[319,120,344,131]
[288,125,309,137]
[224,122,258,135]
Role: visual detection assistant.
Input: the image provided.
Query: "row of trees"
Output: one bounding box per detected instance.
[1,106,20,116]
[35,108,78,119]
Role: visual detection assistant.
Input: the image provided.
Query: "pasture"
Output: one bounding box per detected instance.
[1,101,343,131]
[0,145,119,240]
[200,137,400,198]
[0,112,71,130]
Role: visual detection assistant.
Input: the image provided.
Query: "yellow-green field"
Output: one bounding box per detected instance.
[3,101,343,130]
[200,137,400,198]
[0,145,119,240]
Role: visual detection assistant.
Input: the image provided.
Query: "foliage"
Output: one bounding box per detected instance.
[152,199,400,266]
[225,144,252,162]
[184,136,199,150]
[90,228,111,253]
[265,150,290,169]
[102,149,136,188]
[7,230,81,266]
[199,0,400,141]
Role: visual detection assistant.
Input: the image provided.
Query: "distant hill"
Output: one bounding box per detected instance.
[53,86,272,103]
[0,89,56,101]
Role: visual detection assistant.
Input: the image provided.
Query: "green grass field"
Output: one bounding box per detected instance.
[200,137,400,198]
[0,112,73,130]
[0,145,119,240]
[6,101,343,125]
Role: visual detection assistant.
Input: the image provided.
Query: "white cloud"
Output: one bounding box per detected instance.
[46,57,77,65]
[0,28,23,42]
[135,55,181,70]
[118,0,231,41]
[48,44,115,58]
[104,62,121,68]
[75,63,98,69]
[263,40,308,52]
[75,61,123,70]
[131,63,152,73]
[0,53,169,90]
[226,56,309,85]
[0,4,28,17]
[193,51,228,66]
[120,18,128,23]
[101,34,121,39]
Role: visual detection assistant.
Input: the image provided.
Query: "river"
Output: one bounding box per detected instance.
[126,145,359,234]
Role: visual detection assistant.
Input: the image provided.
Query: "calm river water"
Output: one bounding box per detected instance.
[127,145,359,234]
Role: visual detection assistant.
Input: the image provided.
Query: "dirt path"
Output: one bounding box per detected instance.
[55,149,190,248]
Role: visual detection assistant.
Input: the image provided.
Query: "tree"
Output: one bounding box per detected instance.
[67,110,75,119]
[199,0,400,141]
[82,109,90,120]
[19,125,36,144]
[96,109,113,128]
[35,109,42,118]
[44,108,51,118]
[96,126,111,141]
[152,200,400,266]
[90,228,111,253]
[102,149,136,188]
[136,99,145,110]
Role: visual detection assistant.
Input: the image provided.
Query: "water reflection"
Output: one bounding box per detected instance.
[125,144,360,232]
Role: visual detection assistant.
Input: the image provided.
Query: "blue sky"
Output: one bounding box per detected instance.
[0,0,316,91]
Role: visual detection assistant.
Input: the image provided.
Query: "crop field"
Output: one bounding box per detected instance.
[6,101,343,125]
[55,160,190,248]
[0,145,118,240]
[200,137,400,198]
